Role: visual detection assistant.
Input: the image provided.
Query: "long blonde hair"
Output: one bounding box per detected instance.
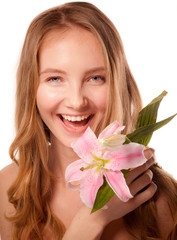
[8,2,177,239]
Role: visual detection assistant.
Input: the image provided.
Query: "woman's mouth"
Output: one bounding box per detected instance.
[58,114,93,132]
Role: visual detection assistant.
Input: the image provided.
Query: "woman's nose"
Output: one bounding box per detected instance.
[66,85,88,110]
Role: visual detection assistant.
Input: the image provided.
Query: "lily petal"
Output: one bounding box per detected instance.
[65,159,88,190]
[98,121,125,139]
[71,127,101,164]
[100,134,126,150]
[80,169,104,208]
[104,143,146,171]
[104,170,133,202]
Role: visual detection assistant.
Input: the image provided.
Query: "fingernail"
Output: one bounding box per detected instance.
[144,148,154,159]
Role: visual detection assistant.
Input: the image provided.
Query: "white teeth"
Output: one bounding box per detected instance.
[62,115,90,122]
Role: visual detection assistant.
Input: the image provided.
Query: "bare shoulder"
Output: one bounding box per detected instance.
[0,162,18,178]
[155,191,175,238]
[0,163,18,239]
[0,163,18,194]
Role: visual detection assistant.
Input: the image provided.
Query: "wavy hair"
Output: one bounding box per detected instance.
[8,2,177,239]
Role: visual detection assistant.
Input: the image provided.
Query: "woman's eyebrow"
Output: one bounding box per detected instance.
[39,66,106,76]
[84,67,106,75]
[39,68,66,76]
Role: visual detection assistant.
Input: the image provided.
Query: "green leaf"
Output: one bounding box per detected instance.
[91,177,114,213]
[125,113,177,146]
[135,90,168,144]
[136,91,167,128]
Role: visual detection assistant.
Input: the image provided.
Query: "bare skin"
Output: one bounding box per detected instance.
[0,149,174,239]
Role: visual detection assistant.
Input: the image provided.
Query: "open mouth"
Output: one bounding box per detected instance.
[59,114,93,129]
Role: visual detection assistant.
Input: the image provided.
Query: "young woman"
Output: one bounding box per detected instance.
[0,2,176,239]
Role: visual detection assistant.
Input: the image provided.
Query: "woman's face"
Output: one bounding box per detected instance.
[37,27,107,147]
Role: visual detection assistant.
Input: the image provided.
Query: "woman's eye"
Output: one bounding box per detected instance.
[48,77,61,83]
[90,76,105,83]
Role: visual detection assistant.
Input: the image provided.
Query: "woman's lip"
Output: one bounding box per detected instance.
[57,114,93,134]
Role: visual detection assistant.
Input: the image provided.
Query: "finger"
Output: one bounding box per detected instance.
[126,156,155,185]
[129,169,153,196]
[131,182,157,207]
[144,148,155,160]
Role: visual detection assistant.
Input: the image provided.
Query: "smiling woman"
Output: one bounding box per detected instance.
[37,26,107,145]
[0,2,176,240]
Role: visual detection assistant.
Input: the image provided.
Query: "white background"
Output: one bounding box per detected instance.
[0,0,176,179]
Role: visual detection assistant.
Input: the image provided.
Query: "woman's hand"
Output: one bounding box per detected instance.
[62,148,157,240]
[97,148,156,225]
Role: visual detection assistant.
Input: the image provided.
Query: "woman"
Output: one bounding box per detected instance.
[0,2,176,239]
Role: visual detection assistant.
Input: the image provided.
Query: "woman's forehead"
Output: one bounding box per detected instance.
[38,26,106,73]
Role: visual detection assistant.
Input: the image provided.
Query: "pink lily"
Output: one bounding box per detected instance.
[65,121,147,208]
